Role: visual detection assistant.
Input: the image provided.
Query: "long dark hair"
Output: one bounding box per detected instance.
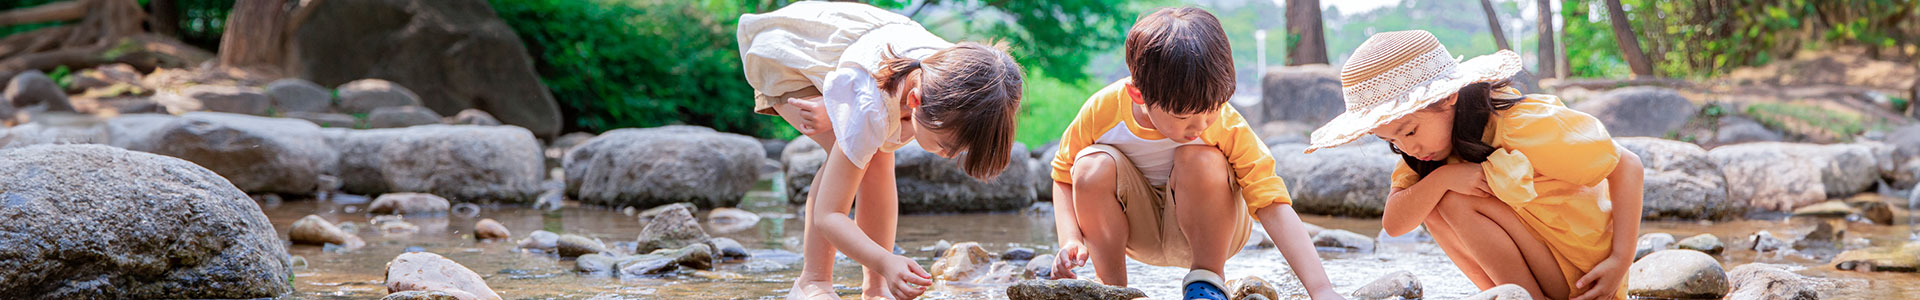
[1392,79,1517,177]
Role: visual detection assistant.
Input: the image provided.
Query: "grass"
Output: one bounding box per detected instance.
[1744,102,1869,142]
[1015,70,1106,147]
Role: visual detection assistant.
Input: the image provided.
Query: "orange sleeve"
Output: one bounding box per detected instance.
[1203,105,1293,211]
[1050,80,1128,184]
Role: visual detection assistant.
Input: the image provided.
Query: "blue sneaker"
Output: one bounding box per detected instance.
[1183,269,1229,300]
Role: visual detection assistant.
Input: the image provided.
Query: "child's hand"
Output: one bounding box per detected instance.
[1571,255,1628,300]
[1051,240,1089,279]
[878,254,932,299]
[1435,163,1493,198]
[786,96,831,135]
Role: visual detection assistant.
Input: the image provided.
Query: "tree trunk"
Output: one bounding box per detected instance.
[1481,0,1512,50]
[216,0,289,74]
[1603,0,1655,77]
[1285,0,1328,65]
[148,0,177,37]
[1536,0,1557,78]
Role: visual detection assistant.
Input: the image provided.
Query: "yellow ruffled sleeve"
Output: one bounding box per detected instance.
[1481,98,1620,206]
[1390,160,1420,190]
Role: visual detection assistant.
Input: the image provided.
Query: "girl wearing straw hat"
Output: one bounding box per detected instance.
[1306,30,1644,300]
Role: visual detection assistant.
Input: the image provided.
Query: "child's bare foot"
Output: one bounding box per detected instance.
[787,277,837,300]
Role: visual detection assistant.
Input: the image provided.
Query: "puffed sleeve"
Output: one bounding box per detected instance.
[821,65,891,169]
[1480,100,1620,205]
[1390,160,1420,190]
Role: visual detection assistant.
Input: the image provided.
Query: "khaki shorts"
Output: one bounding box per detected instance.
[753,87,822,116]
[1075,145,1254,267]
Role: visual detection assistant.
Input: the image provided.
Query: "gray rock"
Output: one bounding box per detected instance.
[1023,254,1054,279]
[0,145,292,298]
[1313,229,1375,253]
[555,234,608,257]
[368,193,451,215]
[1635,233,1676,261]
[1001,247,1036,261]
[544,132,596,161]
[285,111,358,128]
[1271,142,1397,217]
[1725,264,1818,300]
[931,242,994,282]
[780,137,1036,212]
[574,253,620,275]
[1789,200,1858,219]
[1460,284,1533,300]
[1616,137,1742,220]
[145,112,340,194]
[1570,86,1699,137]
[517,230,559,251]
[1349,270,1421,300]
[266,78,330,113]
[1711,115,1784,146]
[565,126,761,209]
[335,79,423,114]
[634,203,711,253]
[1708,142,1881,211]
[290,214,365,248]
[709,237,750,260]
[382,252,500,300]
[1750,231,1789,252]
[1829,242,1920,272]
[1676,234,1725,255]
[183,85,271,115]
[705,207,761,235]
[473,218,509,240]
[367,105,444,128]
[780,137,828,204]
[5,70,72,112]
[0,115,111,148]
[1006,279,1147,300]
[334,125,544,202]
[1628,250,1730,299]
[450,109,501,126]
[1882,124,1920,187]
[102,113,177,150]
[618,244,717,276]
[1258,65,1343,126]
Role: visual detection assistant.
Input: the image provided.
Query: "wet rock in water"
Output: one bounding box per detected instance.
[1226,276,1280,300]
[183,85,272,115]
[1001,247,1036,261]
[1628,250,1730,299]
[142,112,341,194]
[555,234,609,257]
[287,111,358,128]
[267,78,330,113]
[931,242,994,282]
[374,215,420,235]
[923,239,955,258]
[384,252,501,300]
[1349,270,1421,300]
[368,106,444,128]
[291,214,367,249]
[1726,264,1818,300]
[781,138,1039,212]
[705,207,761,235]
[618,244,717,276]
[334,125,543,202]
[1615,137,1742,220]
[1792,220,1844,251]
[1676,234,1725,255]
[451,109,500,126]
[369,192,452,215]
[1270,142,1398,217]
[337,79,424,114]
[0,145,293,298]
[1789,200,1858,218]
[1635,233,1676,261]
[709,237,750,260]
[1844,194,1896,225]
[1750,231,1790,252]
[1830,242,1920,272]
[1023,254,1054,279]
[1460,284,1533,300]
[473,219,509,240]
[1570,87,1698,137]
[968,261,1022,285]
[382,290,464,300]
[1005,279,1148,300]
[574,253,620,275]
[7,70,74,112]
[1708,142,1882,211]
[517,230,560,251]
[564,126,762,209]
[635,203,711,253]
[1313,229,1375,253]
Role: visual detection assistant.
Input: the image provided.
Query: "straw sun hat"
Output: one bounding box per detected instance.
[1304,30,1522,153]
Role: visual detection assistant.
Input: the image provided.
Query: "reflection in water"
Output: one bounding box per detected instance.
[262,196,1916,299]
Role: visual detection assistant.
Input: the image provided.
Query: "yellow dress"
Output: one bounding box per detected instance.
[1389,92,1628,299]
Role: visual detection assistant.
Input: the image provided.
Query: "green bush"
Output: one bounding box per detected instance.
[1015,70,1104,147]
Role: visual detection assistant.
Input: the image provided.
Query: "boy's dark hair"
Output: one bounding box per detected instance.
[874,42,1025,180]
[1392,79,1517,177]
[1124,7,1234,115]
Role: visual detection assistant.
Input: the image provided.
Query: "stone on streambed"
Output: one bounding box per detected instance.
[1616,137,1742,220]
[1628,250,1730,299]
[1001,247,1036,261]
[1635,233,1676,261]
[1226,276,1280,300]
[1006,279,1148,300]
[1708,142,1882,211]
[1349,270,1421,300]
[144,112,343,194]
[369,193,451,215]
[1750,231,1790,252]
[1831,242,1920,272]
[368,105,444,128]
[1269,141,1398,217]
[1843,194,1896,225]
[474,219,509,241]
[1460,284,1533,300]
[705,207,761,235]
[517,230,560,251]
[1789,200,1858,218]
[556,234,609,257]
[1726,264,1818,300]
[334,125,543,202]
[565,126,761,209]
[931,242,994,283]
[0,145,293,298]
[291,214,366,249]
[1676,234,1725,255]
[6,70,73,113]
[617,244,717,276]
[1022,254,1054,279]
[635,203,711,253]
[1313,229,1375,253]
[709,237,750,260]
[384,252,501,300]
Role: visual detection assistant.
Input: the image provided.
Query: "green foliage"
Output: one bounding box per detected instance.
[1321,0,1518,65]
[1745,102,1869,141]
[1015,69,1105,146]
[45,65,72,90]
[1561,0,1918,78]
[916,0,1160,83]
[172,0,235,50]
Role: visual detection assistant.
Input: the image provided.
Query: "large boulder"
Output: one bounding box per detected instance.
[565,126,761,209]
[1881,124,1920,187]
[367,105,444,128]
[0,145,292,298]
[1006,279,1147,300]
[1725,264,1818,300]
[5,70,73,113]
[291,0,562,137]
[1708,142,1881,211]
[780,137,828,204]
[1271,141,1397,217]
[144,112,341,194]
[1570,87,1699,137]
[1258,65,1343,126]
[1615,137,1741,219]
[334,125,544,202]
[0,115,112,148]
[780,137,1036,213]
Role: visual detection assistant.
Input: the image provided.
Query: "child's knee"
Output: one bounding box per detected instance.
[1173,145,1230,185]
[1070,153,1118,191]
[1436,192,1491,216]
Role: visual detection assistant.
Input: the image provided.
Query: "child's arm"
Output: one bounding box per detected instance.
[809,150,932,298]
[1571,146,1643,300]
[1255,204,1344,300]
[1048,180,1088,279]
[1382,163,1492,235]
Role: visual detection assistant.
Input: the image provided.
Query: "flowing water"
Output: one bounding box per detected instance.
[264,191,1920,299]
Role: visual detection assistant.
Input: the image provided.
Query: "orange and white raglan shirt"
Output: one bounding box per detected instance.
[1049,78,1292,215]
